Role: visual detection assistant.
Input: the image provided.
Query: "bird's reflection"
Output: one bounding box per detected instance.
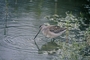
[37,41,61,55]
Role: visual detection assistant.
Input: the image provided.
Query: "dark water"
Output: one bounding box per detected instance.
[0,0,87,60]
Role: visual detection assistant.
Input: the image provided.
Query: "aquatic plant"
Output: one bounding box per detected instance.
[43,12,90,60]
[4,0,9,35]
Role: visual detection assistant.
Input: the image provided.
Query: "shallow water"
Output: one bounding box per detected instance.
[0,0,86,60]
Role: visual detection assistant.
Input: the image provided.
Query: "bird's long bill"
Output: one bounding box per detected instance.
[34,28,41,40]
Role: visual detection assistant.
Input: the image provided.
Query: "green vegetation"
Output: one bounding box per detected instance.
[40,12,90,60]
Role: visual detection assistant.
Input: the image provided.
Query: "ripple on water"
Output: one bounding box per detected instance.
[0,35,38,52]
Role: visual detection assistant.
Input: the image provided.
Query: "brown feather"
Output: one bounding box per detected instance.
[49,26,66,33]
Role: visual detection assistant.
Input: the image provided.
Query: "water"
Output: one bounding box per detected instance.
[0,0,86,60]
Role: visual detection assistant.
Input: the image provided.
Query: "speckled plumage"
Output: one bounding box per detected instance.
[40,25,66,38]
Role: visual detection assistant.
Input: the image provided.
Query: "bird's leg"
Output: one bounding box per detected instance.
[44,37,49,42]
[51,38,55,42]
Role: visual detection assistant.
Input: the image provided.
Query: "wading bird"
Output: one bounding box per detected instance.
[34,24,66,40]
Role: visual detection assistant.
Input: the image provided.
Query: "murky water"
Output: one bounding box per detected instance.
[0,0,86,60]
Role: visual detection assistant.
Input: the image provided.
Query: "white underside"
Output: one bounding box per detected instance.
[42,29,66,38]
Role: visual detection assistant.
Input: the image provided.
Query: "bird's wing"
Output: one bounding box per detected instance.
[49,26,66,33]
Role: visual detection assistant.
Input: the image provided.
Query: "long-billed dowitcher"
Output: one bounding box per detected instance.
[34,24,66,40]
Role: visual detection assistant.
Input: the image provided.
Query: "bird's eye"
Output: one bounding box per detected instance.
[45,25,47,26]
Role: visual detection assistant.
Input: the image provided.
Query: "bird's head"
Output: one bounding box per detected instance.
[39,23,50,29]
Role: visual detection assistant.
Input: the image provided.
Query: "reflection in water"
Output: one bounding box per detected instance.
[1,35,38,52]
[41,41,59,51]
[39,41,61,55]
[4,0,8,35]
[0,36,53,60]
[0,0,86,60]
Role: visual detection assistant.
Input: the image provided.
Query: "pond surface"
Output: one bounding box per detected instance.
[0,0,86,60]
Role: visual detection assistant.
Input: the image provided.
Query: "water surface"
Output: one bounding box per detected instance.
[0,0,86,60]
